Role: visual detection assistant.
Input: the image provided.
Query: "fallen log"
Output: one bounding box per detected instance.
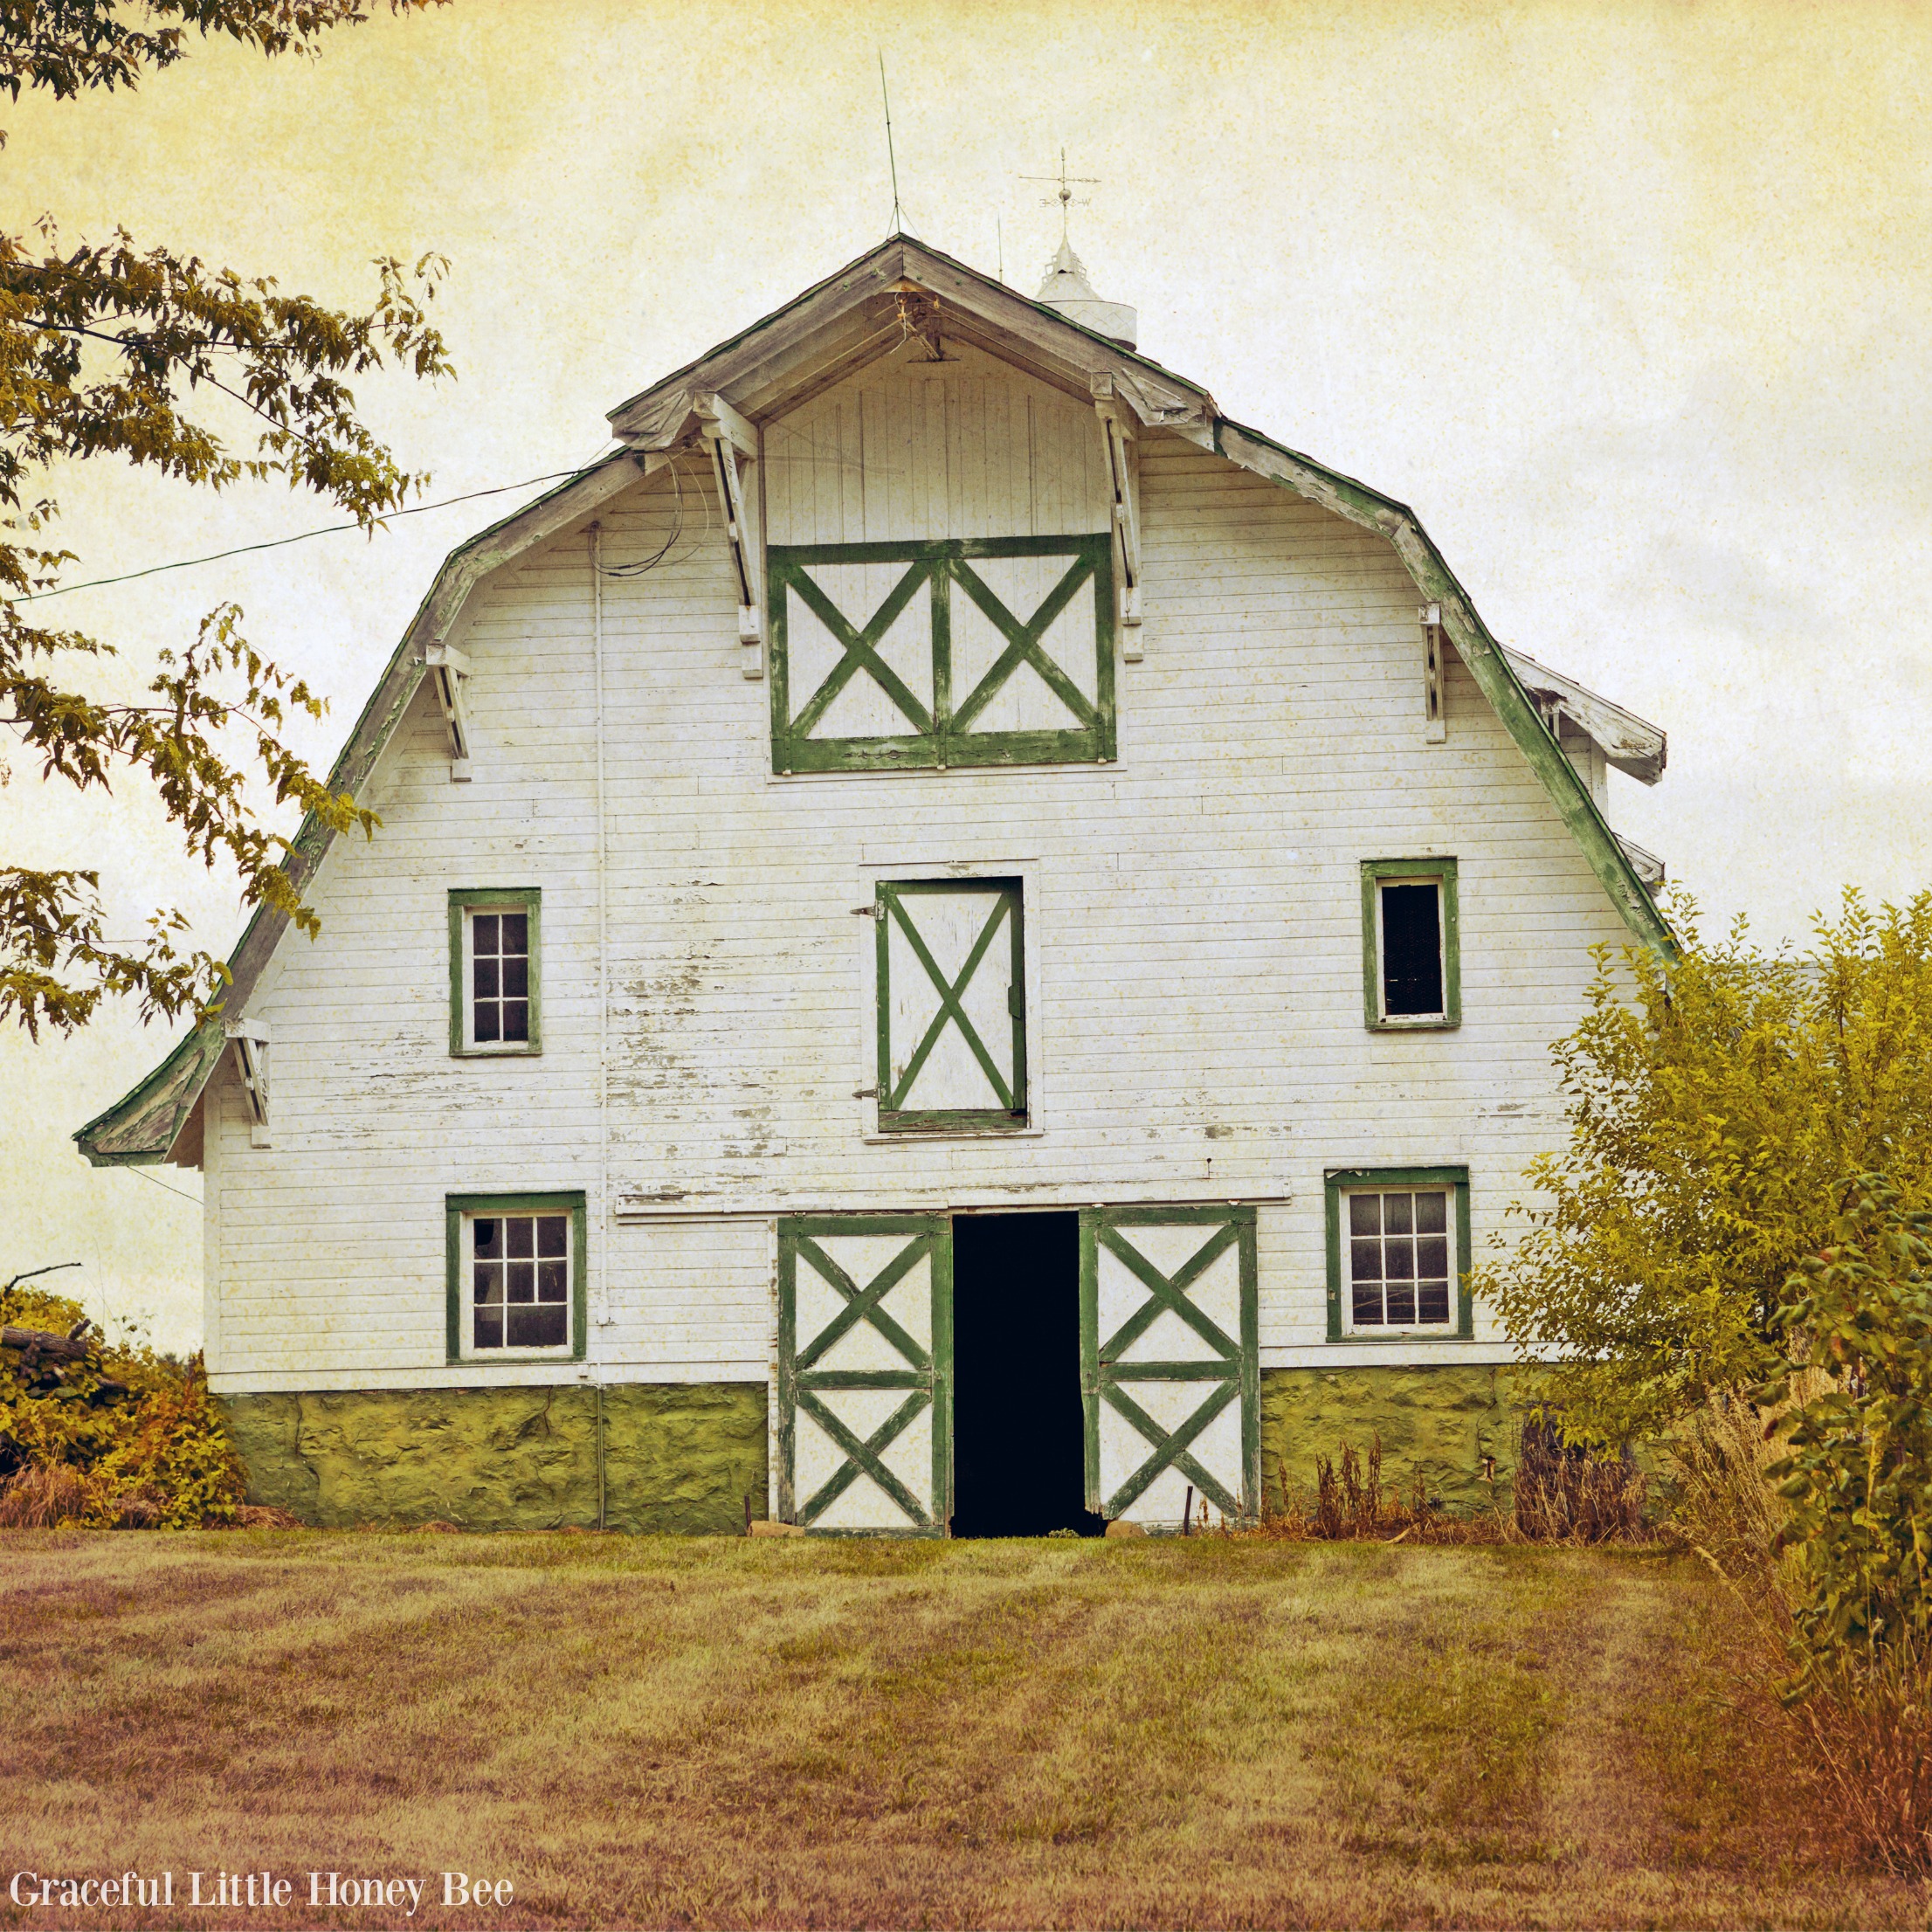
[1,1326,92,1363]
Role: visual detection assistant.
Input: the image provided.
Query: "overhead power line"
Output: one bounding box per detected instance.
[17,462,610,604]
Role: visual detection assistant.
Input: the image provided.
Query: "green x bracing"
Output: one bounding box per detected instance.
[768,534,1115,773]
[776,1215,954,1535]
[875,880,1026,1133]
[1080,1205,1260,1524]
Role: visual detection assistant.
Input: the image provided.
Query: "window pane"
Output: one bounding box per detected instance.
[473,914,499,953]
[473,1312,503,1349]
[1385,1280,1418,1325]
[537,1260,568,1303]
[500,913,528,954]
[507,1260,535,1303]
[1349,1194,1381,1237]
[1385,1240,1414,1280]
[1417,1236,1449,1280]
[1349,1239,1381,1284]
[502,957,528,998]
[537,1216,568,1259]
[473,958,500,999]
[474,1004,501,1044]
[1381,882,1444,1017]
[1416,1190,1448,1234]
[507,1218,534,1259]
[1384,1193,1413,1236]
[503,1001,529,1042]
[473,1218,501,1259]
[473,1262,502,1306]
[510,1303,567,1349]
[1418,1280,1451,1324]
[1352,1281,1384,1325]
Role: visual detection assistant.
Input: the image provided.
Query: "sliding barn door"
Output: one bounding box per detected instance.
[777,1215,953,1535]
[1080,1205,1259,1528]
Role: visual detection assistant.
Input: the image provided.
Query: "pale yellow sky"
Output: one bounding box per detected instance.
[5,0,1929,1350]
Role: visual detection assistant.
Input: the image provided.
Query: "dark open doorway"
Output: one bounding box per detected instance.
[950,1211,1104,1537]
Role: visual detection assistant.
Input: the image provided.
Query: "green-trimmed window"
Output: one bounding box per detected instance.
[1361,859,1459,1029]
[449,888,542,1056]
[875,879,1026,1134]
[445,1190,586,1363]
[1324,1167,1472,1340]
[769,535,1115,774]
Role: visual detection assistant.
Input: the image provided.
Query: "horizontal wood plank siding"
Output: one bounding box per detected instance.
[204,413,1635,1395]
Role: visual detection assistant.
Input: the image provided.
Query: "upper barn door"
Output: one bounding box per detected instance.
[876,880,1026,1133]
[1080,1206,1259,1528]
[777,1215,953,1535]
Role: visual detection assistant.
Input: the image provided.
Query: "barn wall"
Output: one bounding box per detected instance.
[203,339,1638,1432]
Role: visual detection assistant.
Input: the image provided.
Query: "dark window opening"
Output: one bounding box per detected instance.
[472,910,530,1045]
[473,1211,569,1349]
[950,1212,1104,1537]
[1349,1189,1452,1328]
[1380,882,1443,1017]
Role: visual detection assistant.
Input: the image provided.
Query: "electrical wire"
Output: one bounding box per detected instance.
[16,460,618,604]
[121,1164,203,1207]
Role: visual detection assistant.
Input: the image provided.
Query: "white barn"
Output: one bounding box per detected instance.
[77,237,1669,1535]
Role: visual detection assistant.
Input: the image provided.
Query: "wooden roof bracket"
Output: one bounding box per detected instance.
[1419,603,1447,744]
[695,391,765,680]
[418,641,473,780]
[1092,379,1143,660]
[223,1017,270,1147]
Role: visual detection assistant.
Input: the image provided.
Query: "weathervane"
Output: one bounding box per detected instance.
[1019,148,1101,246]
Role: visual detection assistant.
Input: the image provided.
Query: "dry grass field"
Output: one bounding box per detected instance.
[3,1530,1923,1930]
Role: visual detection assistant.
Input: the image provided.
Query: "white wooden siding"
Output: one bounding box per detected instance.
[203,367,1636,1394]
[763,339,1107,545]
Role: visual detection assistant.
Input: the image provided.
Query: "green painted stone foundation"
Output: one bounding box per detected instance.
[1261,1364,1544,1515]
[219,1383,769,1534]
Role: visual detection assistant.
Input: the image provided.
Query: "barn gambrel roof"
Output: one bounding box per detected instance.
[74,234,1670,1168]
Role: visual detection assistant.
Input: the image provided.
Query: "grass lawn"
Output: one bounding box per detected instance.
[3,1530,1922,1930]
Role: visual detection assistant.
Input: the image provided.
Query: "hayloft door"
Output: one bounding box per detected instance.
[1080,1206,1259,1527]
[777,1215,954,1535]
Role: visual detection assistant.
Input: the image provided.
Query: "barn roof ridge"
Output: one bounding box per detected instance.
[72,240,1672,1169]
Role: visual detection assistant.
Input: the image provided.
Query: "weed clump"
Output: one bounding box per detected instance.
[0,1273,246,1529]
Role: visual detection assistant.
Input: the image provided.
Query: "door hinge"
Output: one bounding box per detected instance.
[852,1086,879,1100]
[852,903,884,920]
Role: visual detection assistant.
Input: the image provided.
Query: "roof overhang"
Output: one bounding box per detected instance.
[605,235,1216,449]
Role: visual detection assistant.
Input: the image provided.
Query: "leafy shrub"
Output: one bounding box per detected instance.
[1759,1176,1932,1683]
[0,1277,245,1528]
[1476,891,1932,1446]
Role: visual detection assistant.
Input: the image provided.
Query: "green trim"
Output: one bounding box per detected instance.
[72,1020,228,1167]
[776,1214,953,1533]
[876,880,1027,1134]
[1323,1166,1473,1342]
[1213,419,1673,959]
[445,1190,587,1364]
[1079,1205,1259,1523]
[769,535,1114,775]
[447,888,543,1057]
[1359,858,1460,1030]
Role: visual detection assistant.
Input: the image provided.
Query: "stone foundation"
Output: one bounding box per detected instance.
[219,1383,769,1533]
[1260,1364,1543,1515]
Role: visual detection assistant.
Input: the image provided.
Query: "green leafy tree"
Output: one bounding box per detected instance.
[0,0,449,1037]
[1477,892,1932,1444]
